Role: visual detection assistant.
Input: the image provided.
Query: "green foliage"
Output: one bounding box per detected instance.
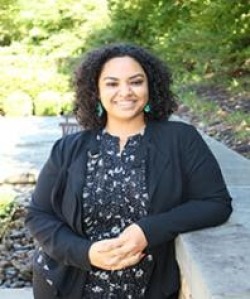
[0,0,21,45]
[17,0,109,55]
[3,91,33,116]
[0,189,16,238]
[0,0,249,116]
[34,91,62,116]
[60,92,74,114]
[0,0,110,115]
[102,0,162,47]
[0,190,15,218]
[169,0,250,74]
[34,91,74,116]
[226,111,250,131]
[0,45,71,115]
[103,0,250,76]
[177,89,220,123]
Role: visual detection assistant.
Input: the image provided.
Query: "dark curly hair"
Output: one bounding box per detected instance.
[73,43,178,129]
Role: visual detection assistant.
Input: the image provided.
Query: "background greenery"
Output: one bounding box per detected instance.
[0,0,249,117]
[0,188,16,238]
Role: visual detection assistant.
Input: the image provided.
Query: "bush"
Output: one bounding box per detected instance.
[3,91,33,116]
[0,47,71,116]
[0,191,15,218]
[34,90,62,116]
[0,189,16,238]
[60,92,74,114]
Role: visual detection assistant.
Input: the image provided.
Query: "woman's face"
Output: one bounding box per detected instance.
[98,56,149,124]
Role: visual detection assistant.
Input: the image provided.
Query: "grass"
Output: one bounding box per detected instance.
[176,77,250,157]
[0,189,16,238]
[177,89,220,123]
[226,111,250,142]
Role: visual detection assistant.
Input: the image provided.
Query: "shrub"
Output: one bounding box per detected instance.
[0,189,16,238]
[3,91,33,116]
[0,191,15,218]
[34,90,62,116]
[61,92,74,114]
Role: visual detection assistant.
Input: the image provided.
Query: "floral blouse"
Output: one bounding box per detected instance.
[82,131,154,298]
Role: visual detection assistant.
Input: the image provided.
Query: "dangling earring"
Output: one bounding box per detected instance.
[144,103,151,113]
[96,102,104,117]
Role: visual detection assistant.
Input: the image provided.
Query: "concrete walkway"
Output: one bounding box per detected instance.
[0,288,32,299]
[0,118,249,299]
[0,116,62,183]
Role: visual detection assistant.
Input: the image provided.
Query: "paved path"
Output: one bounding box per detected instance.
[0,288,32,299]
[0,116,62,182]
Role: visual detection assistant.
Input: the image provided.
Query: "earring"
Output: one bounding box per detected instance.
[96,102,104,117]
[144,103,151,113]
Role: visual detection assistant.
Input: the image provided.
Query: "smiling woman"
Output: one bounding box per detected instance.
[98,56,149,150]
[25,43,232,299]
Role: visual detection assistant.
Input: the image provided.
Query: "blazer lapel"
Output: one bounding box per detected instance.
[68,130,100,196]
[145,122,171,205]
[66,131,100,235]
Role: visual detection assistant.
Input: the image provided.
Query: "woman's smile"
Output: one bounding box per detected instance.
[113,99,137,110]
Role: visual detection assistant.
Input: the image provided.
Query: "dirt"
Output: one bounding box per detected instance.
[176,83,250,159]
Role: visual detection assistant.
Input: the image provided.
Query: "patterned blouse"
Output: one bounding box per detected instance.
[82,131,154,298]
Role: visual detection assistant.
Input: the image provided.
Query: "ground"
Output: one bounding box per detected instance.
[176,81,250,159]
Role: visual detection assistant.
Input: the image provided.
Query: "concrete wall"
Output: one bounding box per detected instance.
[176,132,250,299]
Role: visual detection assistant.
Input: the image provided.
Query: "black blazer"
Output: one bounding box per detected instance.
[26,120,232,298]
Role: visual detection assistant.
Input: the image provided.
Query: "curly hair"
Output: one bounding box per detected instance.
[73,43,178,129]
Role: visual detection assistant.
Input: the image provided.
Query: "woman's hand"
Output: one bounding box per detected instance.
[117,223,148,257]
[88,224,148,270]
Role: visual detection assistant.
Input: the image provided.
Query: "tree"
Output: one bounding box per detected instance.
[0,0,20,45]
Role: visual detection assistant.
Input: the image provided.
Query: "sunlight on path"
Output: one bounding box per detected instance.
[0,116,62,181]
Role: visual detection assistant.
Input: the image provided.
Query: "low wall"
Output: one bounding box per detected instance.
[176,131,250,299]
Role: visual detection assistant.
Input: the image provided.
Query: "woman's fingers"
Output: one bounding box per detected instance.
[114,252,144,270]
[88,227,147,270]
[119,224,148,251]
[95,238,123,253]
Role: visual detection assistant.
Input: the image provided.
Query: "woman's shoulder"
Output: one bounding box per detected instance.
[150,119,209,157]
[151,118,198,137]
[50,129,94,161]
[60,129,92,145]
[150,118,207,152]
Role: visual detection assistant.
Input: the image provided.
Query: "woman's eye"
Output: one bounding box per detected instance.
[131,80,143,86]
[106,82,118,87]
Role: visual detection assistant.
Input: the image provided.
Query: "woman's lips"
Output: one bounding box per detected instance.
[114,100,136,109]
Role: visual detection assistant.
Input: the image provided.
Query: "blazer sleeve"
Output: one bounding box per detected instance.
[25,137,92,270]
[137,125,233,249]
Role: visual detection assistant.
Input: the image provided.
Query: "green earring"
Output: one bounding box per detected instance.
[144,103,151,113]
[96,102,104,117]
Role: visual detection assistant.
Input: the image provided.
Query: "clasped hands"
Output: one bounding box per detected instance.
[88,223,148,271]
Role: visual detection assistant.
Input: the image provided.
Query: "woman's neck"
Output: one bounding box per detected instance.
[105,118,146,151]
[105,119,146,140]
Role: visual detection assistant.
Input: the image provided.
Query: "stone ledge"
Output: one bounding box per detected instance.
[0,172,38,185]
[176,127,250,299]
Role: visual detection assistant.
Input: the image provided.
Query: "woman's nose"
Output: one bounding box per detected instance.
[118,83,132,97]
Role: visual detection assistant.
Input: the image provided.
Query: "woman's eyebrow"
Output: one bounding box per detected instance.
[129,73,145,80]
[103,76,119,81]
[102,73,145,81]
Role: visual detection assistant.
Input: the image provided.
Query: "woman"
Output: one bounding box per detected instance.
[26,43,232,299]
